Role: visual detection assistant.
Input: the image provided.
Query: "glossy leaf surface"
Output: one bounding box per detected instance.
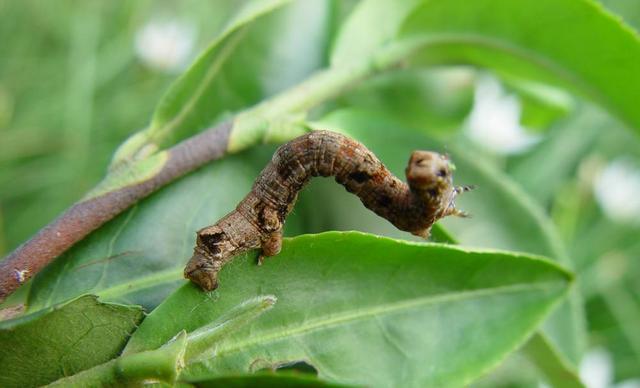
[0,295,143,388]
[125,231,570,387]
[400,0,640,132]
[308,109,585,372]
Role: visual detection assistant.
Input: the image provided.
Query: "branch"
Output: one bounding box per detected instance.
[0,122,232,302]
[0,40,420,303]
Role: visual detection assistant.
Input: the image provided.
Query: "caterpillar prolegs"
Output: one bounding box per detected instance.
[185,130,472,290]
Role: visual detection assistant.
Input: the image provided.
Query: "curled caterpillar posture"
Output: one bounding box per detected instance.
[185,130,472,290]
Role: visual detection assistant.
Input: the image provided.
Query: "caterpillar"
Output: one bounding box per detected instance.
[185,130,472,290]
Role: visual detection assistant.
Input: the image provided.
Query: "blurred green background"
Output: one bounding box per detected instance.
[0,0,639,385]
[0,1,254,255]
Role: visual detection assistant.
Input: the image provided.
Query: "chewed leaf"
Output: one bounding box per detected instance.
[184,372,349,387]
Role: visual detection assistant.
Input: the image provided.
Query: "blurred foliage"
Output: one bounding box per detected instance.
[1,0,639,386]
[0,0,244,255]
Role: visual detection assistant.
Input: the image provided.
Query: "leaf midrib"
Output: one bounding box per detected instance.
[96,267,184,300]
[209,281,566,358]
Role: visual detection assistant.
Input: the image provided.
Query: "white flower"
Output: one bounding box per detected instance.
[465,75,540,154]
[593,158,640,225]
[580,348,613,388]
[579,347,640,388]
[135,20,195,73]
[617,379,640,388]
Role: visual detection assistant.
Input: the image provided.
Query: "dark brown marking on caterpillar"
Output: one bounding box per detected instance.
[184,130,472,291]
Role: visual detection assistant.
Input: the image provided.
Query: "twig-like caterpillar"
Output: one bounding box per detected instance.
[185,130,472,290]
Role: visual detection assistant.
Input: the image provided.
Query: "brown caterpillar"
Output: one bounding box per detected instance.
[185,130,472,290]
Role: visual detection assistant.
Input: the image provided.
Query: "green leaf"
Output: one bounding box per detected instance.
[330,0,423,66]
[122,294,276,359]
[599,0,640,33]
[49,296,275,386]
[113,0,290,162]
[116,331,188,385]
[332,68,474,135]
[147,0,288,140]
[507,108,604,205]
[48,331,189,387]
[587,282,640,381]
[0,295,143,388]
[522,333,585,388]
[113,0,333,164]
[86,150,169,199]
[27,0,338,310]
[183,295,277,362]
[430,223,458,244]
[400,0,640,132]
[502,77,574,131]
[124,231,571,387]
[309,109,586,373]
[27,149,299,311]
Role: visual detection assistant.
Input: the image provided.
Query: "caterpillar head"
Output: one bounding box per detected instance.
[406,151,454,195]
[184,228,229,291]
[405,150,472,219]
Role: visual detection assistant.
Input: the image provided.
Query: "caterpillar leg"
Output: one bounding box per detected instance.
[258,230,282,265]
[411,227,432,239]
[446,208,471,218]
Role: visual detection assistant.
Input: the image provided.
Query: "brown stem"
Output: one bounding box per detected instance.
[0,121,233,303]
[0,39,420,302]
